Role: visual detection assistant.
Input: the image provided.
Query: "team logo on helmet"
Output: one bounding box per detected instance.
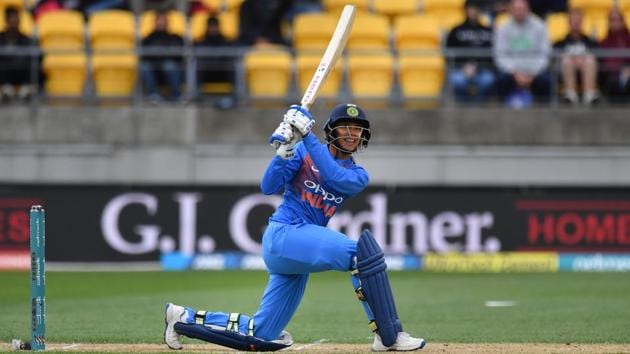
[346,106,359,117]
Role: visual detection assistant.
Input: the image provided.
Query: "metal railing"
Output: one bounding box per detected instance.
[1,46,630,107]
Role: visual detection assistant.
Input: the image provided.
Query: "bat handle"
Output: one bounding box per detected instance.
[300,102,311,112]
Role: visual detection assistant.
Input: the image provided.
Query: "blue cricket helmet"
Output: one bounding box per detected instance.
[323,103,371,150]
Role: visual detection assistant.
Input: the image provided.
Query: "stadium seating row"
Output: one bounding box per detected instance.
[5,6,630,53]
[237,49,444,100]
[2,0,629,99]
[38,49,445,100]
[0,9,238,44]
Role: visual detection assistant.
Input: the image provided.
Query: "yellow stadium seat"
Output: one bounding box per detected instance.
[347,52,394,98]
[582,15,608,40]
[38,10,84,50]
[546,13,569,43]
[296,52,342,98]
[91,54,137,97]
[440,11,465,30]
[398,53,444,98]
[347,13,390,51]
[0,10,33,36]
[423,0,465,28]
[620,0,630,12]
[89,10,135,49]
[223,0,244,11]
[422,0,464,13]
[191,10,239,42]
[323,0,370,14]
[191,12,209,42]
[569,0,613,22]
[43,54,86,96]
[244,49,292,98]
[218,11,239,41]
[140,10,186,38]
[394,14,441,50]
[373,0,419,19]
[0,0,24,10]
[292,12,336,50]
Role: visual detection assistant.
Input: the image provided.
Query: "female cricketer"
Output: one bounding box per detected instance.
[164,103,426,352]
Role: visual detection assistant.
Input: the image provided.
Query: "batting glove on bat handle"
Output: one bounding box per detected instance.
[283,104,314,137]
[276,139,296,160]
[268,121,295,149]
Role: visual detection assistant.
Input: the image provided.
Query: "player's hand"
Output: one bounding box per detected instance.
[283,105,314,137]
[276,138,296,160]
[268,121,295,149]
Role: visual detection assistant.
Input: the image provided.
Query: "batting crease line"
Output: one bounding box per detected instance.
[62,343,81,350]
[293,338,328,351]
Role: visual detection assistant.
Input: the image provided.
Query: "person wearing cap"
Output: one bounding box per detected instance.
[163,104,426,352]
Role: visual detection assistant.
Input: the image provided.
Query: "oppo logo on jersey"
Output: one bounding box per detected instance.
[301,180,342,218]
[303,180,344,204]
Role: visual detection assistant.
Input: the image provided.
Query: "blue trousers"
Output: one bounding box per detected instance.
[140,60,183,100]
[449,68,496,102]
[183,221,373,341]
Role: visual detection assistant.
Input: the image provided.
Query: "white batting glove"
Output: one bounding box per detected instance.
[276,138,297,160]
[283,105,314,137]
[268,121,295,149]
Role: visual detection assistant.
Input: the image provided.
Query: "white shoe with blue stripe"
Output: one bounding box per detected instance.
[372,332,426,352]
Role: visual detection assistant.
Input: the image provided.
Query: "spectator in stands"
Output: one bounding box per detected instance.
[554,8,600,105]
[446,0,496,102]
[599,7,630,102]
[195,16,236,108]
[238,0,291,46]
[140,10,184,103]
[494,0,551,107]
[0,7,34,102]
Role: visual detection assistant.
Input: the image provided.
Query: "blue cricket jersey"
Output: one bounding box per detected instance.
[261,133,369,226]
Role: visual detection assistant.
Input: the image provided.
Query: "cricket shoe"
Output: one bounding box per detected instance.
[164,302,186,350]
[272,330,294,346]
[372,332,426,352]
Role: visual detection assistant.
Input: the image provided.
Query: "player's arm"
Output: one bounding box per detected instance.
[284,105,369,195]
[261,123,303,195]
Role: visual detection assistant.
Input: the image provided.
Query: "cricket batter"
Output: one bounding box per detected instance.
[164,104,426,352]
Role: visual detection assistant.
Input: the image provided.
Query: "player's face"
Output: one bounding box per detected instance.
[333,122,363,152]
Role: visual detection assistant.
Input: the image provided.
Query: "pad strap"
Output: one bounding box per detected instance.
[368,320,378,332]
[227,313,241,332]
[195,311,207,325]
[355,286,366,301]
[248,319,255,336]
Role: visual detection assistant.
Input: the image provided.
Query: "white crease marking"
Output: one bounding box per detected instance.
[293,338,329,351]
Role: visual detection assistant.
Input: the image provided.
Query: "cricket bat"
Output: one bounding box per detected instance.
[300,5,356,111]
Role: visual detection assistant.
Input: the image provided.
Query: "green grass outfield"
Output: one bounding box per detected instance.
[1,271,629,344]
